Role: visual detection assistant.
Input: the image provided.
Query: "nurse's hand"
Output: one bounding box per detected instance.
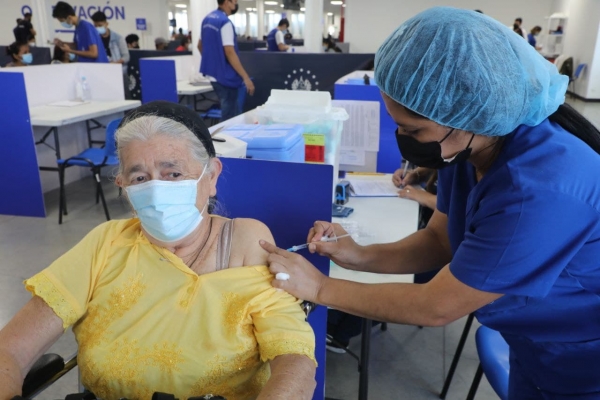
[306,221,363,271]
[260,240,327,303]
[392,168,419,188]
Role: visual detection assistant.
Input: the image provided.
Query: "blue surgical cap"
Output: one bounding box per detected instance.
[375,7,568,136]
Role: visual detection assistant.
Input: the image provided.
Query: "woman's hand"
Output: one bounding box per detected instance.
[260,241,327,303]
[392,168,419,187]
[305,221,364,270]
[398,185,425,202]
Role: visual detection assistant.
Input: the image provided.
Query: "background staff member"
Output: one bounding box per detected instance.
[13,13,36,44]
[267,19,290,52]
[260,7,600,398]
[198,0,255,121]
[52,1,108,63]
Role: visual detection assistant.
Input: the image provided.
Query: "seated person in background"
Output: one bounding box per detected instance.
[394,166,439,283]
[155,37,168,50]
[393,166,437,228]
[0,102,316,400]
[176,36,190,51]
[4,42,32,67]
[51,1,108,63]
[322,35,342,53]
[51,44,75,64]
[528,26,543,49]
[126,33,140,49]
[266,18,290,52]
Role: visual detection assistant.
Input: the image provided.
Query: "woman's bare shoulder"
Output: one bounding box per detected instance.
[229,218,275,267]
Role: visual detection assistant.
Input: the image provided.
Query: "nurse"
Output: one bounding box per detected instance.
[260,7,600,398]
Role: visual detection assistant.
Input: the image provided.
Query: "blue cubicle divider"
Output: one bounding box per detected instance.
[216,158,333,400]
[334,82,402,173]
[139,59,178,104]
[0,72,45,217]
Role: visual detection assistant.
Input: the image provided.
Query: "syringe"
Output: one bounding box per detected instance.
[287,233,353,252]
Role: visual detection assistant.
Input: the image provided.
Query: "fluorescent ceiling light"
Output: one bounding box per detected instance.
[266,9,275,13]
[175,4,187,8]
[300,7,305,11]
[281,4,284,7]
[264,1,278,5]
[327,12,333,15]
[331,1,343,4]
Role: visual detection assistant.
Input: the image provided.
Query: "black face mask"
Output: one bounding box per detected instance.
[395,128,474,169]
[231,2,239,14]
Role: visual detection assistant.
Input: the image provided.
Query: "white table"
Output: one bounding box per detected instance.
[176,81,213,96]
[30,100,140,169]
[176,81,214,112]
[30,100,140,127]
[329,191,419,400]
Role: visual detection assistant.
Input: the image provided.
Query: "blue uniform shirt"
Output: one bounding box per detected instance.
[200,9,243,89]
[438,119,600,395]
[267,28,280,51]
[74,19,109,63]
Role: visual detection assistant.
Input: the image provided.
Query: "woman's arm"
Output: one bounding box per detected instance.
[398,185,437,210]
[257,354,316,400]
[0,296,63,399]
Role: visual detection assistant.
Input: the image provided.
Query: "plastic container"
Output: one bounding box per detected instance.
[221,124,305,163]
[254,90,349,193]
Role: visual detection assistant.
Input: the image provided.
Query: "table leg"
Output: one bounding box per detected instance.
[52,127,60,159]
[358,318,371,400]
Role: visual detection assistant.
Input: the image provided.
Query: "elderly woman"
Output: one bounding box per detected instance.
[0,102,316,399]
[261,7,600,398]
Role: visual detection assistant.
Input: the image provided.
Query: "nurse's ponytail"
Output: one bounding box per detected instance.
[549,104,600,155]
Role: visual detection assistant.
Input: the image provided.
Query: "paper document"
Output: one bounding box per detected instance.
[332,100,380,152]
[340,149,366,166]
[48,100,90,107]
[346,176,400,197]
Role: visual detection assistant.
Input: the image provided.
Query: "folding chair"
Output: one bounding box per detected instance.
[57,119,121,224]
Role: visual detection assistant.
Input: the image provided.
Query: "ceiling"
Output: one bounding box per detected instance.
[167,0,343,16]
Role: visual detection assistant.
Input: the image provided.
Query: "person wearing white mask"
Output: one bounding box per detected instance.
[0,102,316,400]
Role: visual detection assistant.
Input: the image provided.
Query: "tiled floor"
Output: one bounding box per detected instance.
[2,100,599,399]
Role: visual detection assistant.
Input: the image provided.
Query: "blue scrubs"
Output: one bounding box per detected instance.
[74,19,109,63]
[438,119,600,398]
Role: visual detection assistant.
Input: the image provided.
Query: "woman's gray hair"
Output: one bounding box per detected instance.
[115,115,213,176]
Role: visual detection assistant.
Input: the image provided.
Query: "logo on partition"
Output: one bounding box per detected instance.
[284,68,319,91]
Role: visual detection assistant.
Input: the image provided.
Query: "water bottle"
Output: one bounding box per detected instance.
[81,76,91,102]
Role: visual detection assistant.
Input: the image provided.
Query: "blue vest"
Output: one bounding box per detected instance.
[200,9,243,88]
[267,28,280,51]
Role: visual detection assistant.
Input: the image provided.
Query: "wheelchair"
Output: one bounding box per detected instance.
[18,302,316,399]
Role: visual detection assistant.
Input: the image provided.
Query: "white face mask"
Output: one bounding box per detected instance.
[125,165,209,243]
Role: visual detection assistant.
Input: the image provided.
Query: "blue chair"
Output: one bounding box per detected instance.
[57,118,121,224]
[200,83,248,126]
[466,326,510,400]
[569,63,587,99]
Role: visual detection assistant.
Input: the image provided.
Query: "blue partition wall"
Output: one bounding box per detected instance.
[216,158,333,400]
[128,50,190,100]
[0,72,45,217]
[139,59,179,104]
[335,82,401,173]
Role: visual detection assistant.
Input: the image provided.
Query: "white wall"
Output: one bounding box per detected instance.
[554,0,600,99]
[345,0,554,54]
[1,0,169,50]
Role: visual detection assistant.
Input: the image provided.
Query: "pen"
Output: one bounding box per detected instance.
[401,161,410,179]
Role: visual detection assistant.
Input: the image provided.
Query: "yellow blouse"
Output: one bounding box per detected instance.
[24,219,315,400]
